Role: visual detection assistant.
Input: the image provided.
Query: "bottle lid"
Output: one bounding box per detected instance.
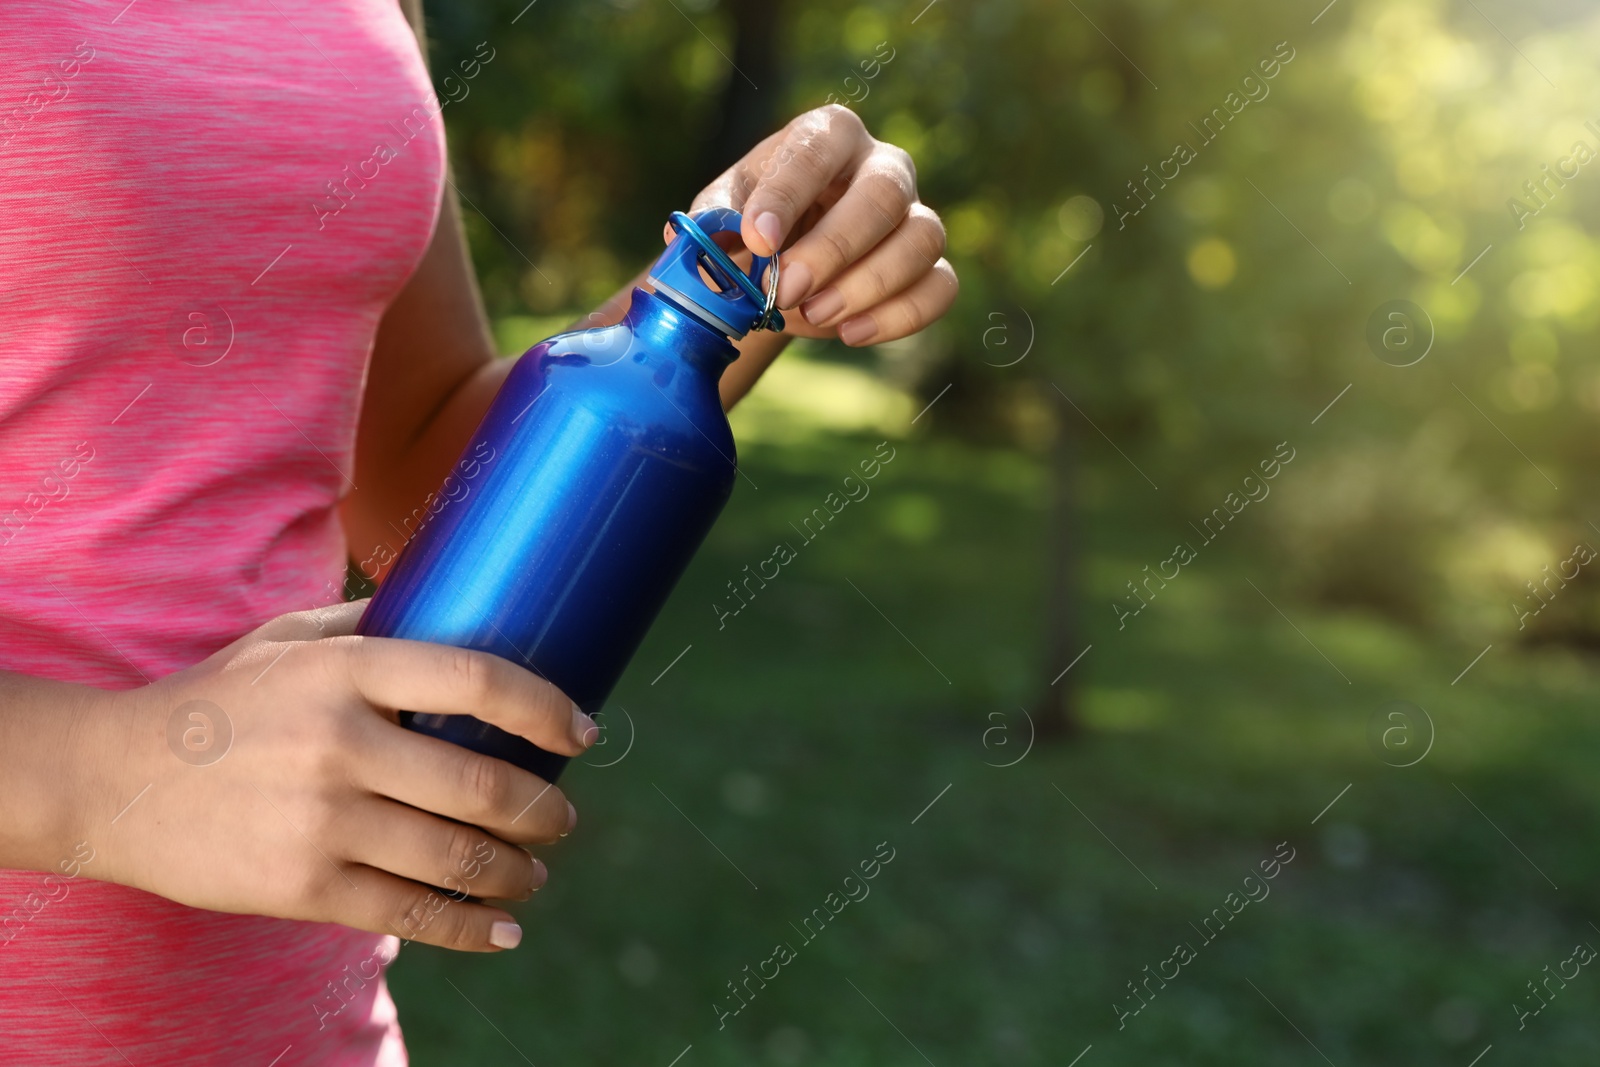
[647,209,785,339]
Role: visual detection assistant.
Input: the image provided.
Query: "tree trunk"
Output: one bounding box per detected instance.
[699,0,785,180]
[1037,391,1083,740]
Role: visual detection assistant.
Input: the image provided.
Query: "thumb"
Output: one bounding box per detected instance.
[738,108,868,258]
[255,598,369,643]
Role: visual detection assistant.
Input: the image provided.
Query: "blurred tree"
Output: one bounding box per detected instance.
[699,0,787,178]
[1037,395,1085,738]
[423,0,1600,732]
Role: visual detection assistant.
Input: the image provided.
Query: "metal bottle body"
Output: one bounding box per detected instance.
[356,288,737,782]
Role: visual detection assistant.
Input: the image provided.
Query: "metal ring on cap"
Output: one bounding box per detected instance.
[754,257,781,333]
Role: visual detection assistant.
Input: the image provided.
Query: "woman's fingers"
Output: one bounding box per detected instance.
[798,204,946,330]
[737,106,874,259]
[360,725,574,846]
[770,143,917,309]
[670,103,957,346]
[835,258,960,346]
[339,797,544,903]
[330,865,527,952]
[330,635,598,757]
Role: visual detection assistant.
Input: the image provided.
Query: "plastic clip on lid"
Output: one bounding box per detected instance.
[647,208,785,339]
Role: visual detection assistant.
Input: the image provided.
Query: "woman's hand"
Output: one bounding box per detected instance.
[86,600,591,952]
[677,104,958,347]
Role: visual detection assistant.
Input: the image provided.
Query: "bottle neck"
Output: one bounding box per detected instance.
[628,287,739,378]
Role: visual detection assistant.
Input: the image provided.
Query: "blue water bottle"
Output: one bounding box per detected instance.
[356,208,782,783]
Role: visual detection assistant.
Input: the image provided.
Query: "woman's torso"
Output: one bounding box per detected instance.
[0,2,445,1062]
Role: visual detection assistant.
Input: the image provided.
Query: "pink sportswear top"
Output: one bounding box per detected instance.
[0,2,447,1062]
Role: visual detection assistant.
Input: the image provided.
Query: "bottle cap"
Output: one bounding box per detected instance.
[647,209,785,339]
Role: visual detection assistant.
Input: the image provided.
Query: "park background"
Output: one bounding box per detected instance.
[386,0,1600,1062]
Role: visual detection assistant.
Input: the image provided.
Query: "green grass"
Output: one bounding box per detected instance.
[387,430,1600,1066]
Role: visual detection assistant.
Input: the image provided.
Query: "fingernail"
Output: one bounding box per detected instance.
[563,801,577,836]
[572,703,599,749]
[489,920,522,949]
[530,857,549,892]
[754,211,784,256]
[838,315,877,346]
[776,261,813,309]
[802,287,845,325]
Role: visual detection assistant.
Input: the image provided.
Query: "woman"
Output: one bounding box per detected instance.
[0,1,955,1062]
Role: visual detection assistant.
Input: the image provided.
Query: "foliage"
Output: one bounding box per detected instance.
[426,0,1600,641]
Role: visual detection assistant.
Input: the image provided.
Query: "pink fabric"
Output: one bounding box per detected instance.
[0,2,447,1063]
